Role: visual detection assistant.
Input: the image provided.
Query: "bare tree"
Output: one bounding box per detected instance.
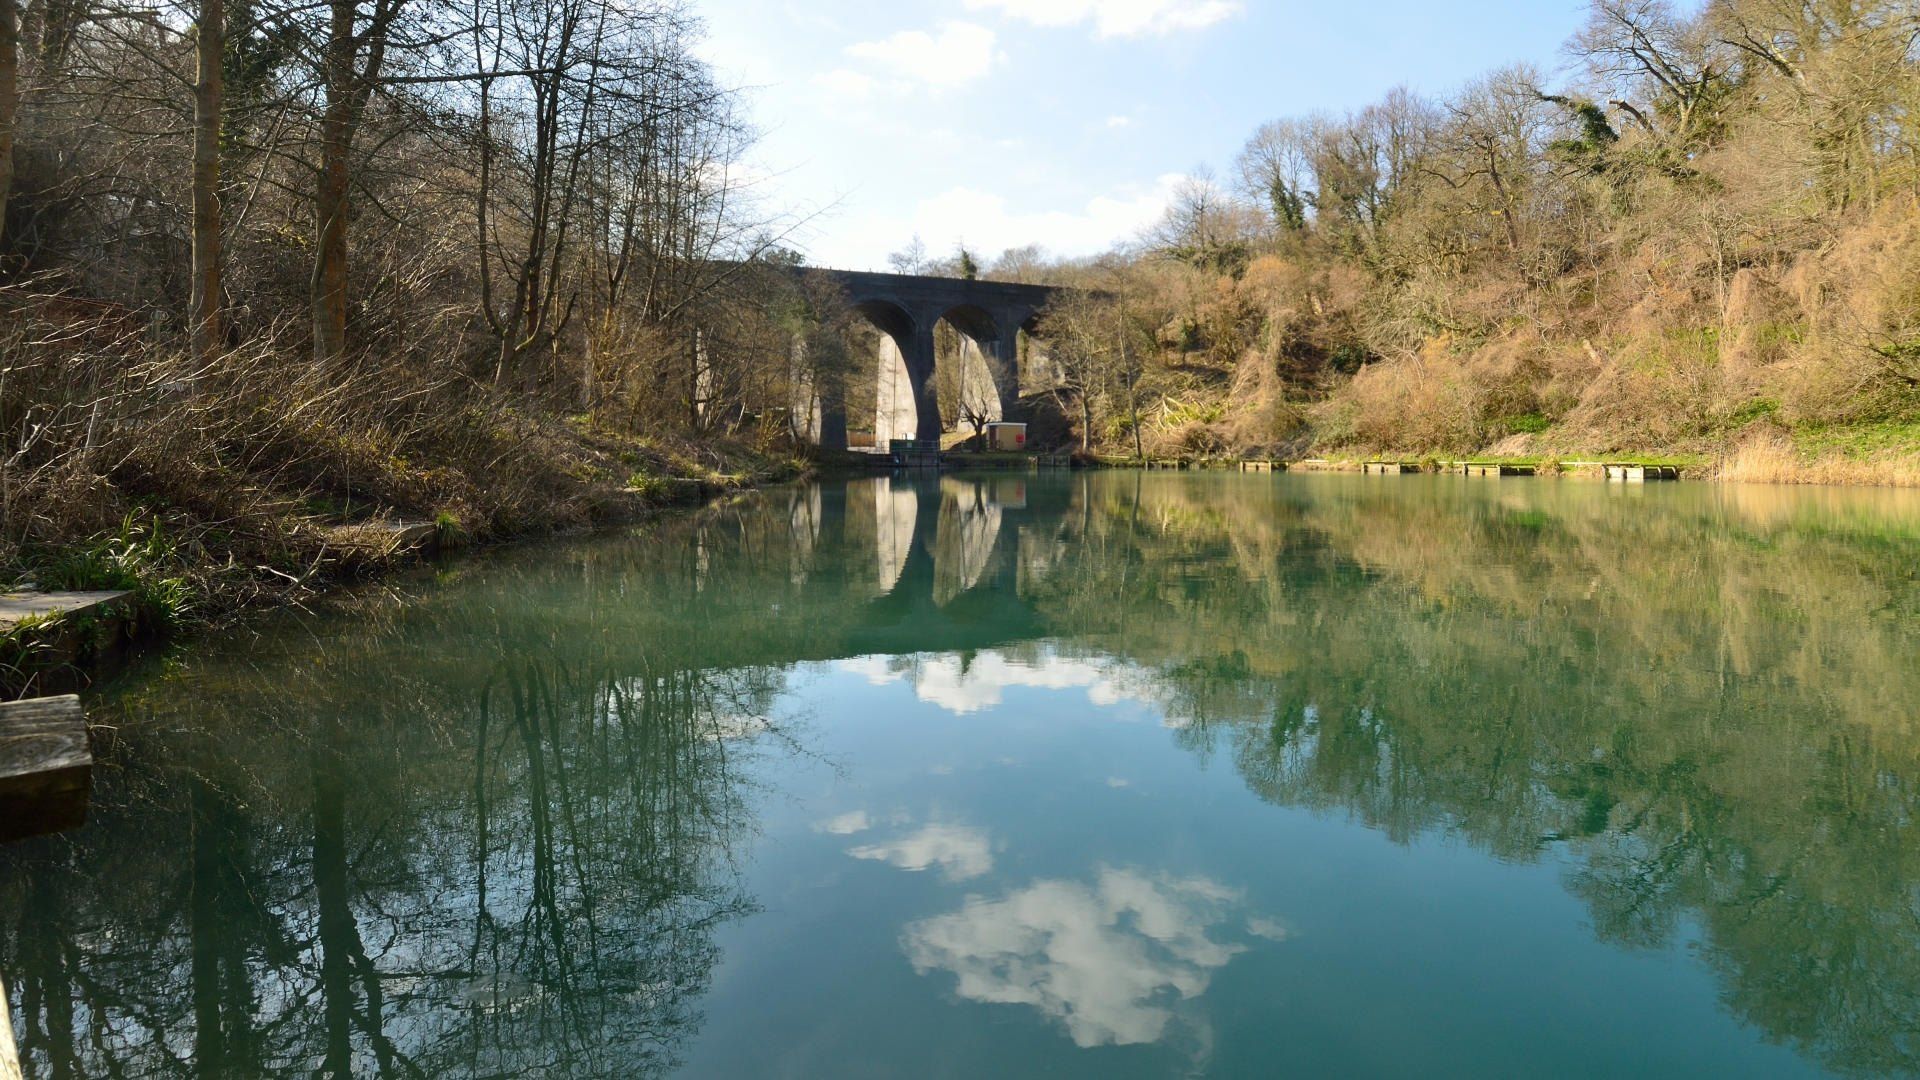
[1427,66,1561,257]
[0,0,16,244]
[886,234,927,274]
[953,337,1005,444]
[473,0,683,381]
[985,243,1049,282]
[1573,0,1726,141]
[1150,167,1259,271]
[306,0,409,361]
[1035,289,1138,454]
[1236,117,1317,233]
[189,0,222,359]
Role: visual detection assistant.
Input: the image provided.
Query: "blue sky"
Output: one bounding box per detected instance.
[697,0,1589,270]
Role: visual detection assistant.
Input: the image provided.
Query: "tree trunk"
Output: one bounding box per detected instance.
[1486,152,1520,254]
[1119,306,1142,460]
[1129,379,1143,460]
[311,0,355,362]
[190,0,224,360]
[312,753,355,1078]
[0,0,18,246]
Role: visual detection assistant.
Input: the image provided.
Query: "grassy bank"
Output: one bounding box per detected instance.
[0,311,806,692]
[1716,424,1920,487]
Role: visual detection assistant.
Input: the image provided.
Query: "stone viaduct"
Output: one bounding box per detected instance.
[796,269,1062,451]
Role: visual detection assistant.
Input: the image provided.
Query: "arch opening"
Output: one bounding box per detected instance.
[817,279,1062,451]
[846,299,922,449]
[933,304,1013,445]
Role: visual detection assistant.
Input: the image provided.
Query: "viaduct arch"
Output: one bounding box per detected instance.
[797,270,1062,451]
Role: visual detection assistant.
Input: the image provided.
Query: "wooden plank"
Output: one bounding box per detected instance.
[1459,463,1536,477]
[2,971,19,1080]
[0,695,92,843]
[0,591,132,634]
[1604,462,1679,482]
[325,521,438,558]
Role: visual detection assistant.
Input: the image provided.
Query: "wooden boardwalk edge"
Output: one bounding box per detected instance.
[1,971,19,1080]
[0,695,93,843]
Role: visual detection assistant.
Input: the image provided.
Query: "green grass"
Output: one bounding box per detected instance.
[2,516,191,692]
[1433,452,1707,467]
[1498,412,1553,435]
[625,471,668,498]
[433,510,470,548]
[0,616,61,695]
[1724,398,1781,428]
[1792,419,1920,460]
[1607,452,1707,467]
[30,516,193,631]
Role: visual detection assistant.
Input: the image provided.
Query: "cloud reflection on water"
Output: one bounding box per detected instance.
[839,649,1154,716]
[812,810,873,835]
[848,823,996,881]
[902,867,1275,1048]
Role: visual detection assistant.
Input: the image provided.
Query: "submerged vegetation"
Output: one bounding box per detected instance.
[999,0,1920,480]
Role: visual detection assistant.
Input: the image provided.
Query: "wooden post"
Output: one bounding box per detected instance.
[0,695,92,842]
[1,970,19,1080]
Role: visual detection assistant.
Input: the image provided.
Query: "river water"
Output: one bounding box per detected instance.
[4,471,1920,1078]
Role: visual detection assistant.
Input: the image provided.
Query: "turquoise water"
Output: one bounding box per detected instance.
[5,471,1920,1077]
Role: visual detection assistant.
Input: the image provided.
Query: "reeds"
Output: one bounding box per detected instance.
[0,286,776,618]
[1717,431,1920,488]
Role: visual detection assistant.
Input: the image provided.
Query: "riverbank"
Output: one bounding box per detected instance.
[1,415,804,697]
[1074,422,1920,487]
[9,421,1912,697]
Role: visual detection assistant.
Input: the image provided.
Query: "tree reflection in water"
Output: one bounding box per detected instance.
[1016,474,1920,1077]
[0,525,794,1077]
[3,474,1920,1077]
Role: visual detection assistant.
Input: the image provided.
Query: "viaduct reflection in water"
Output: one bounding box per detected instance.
[3,472,1920,1076]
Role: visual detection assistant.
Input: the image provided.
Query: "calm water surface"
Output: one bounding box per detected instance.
[5,472,1920,1078]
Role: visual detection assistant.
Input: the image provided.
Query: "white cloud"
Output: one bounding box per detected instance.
[844,21,1001,90]
[1105,114,1134,128]
[964,0,1242,38]
[813,810,874,835]
[902,867,1269,1047]
[850,824,995,881]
